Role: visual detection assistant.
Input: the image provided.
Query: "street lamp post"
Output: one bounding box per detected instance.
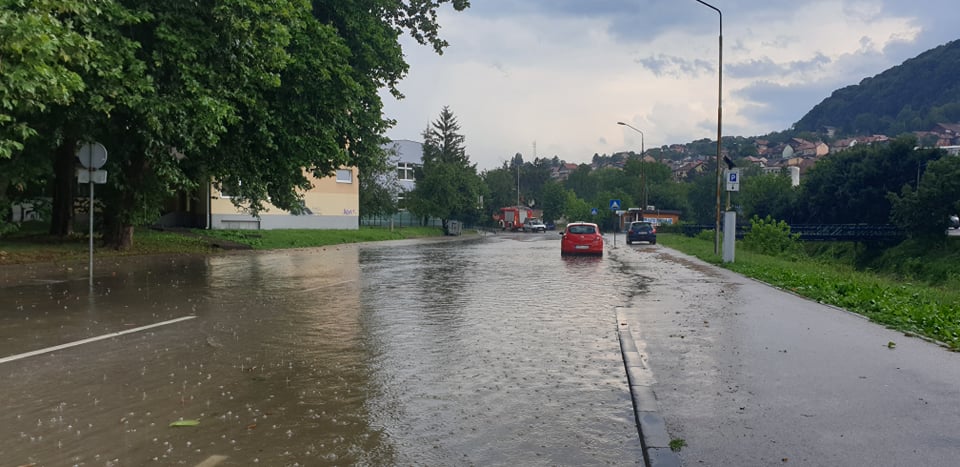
[694,0,723,255]
[617,121,646,212]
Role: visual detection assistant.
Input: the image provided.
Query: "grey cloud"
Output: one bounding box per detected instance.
[726,53,831,79]
[637,54,714,78]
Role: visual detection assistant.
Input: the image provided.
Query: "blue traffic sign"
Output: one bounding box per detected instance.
[591,208,599,216]
[609,199,621,210]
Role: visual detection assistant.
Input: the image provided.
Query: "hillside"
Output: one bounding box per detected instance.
[793,39,960,136]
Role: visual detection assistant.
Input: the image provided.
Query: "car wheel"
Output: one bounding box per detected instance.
[651,239,656,245]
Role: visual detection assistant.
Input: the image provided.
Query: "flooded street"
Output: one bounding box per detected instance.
[0,234,646,466]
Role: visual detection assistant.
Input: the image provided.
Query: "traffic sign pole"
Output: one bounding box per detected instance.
[77,142,107,288]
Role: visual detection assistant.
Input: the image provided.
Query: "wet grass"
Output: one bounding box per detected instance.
[657,233,960,351]
[0,223,447,265]
[201,226,445,249]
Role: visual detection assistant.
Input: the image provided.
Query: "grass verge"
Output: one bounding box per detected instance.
[657,233,960,351]
[0,224,447,265]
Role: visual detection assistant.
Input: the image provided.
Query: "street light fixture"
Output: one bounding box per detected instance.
[694,0,723,255]
[617,121,647,211]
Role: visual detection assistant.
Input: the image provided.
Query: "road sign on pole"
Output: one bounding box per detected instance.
[609,199,621,210]
[725,168,741,192]
[76,142,108,288]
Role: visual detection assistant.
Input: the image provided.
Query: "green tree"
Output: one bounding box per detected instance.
[7,0,469,247]
[538,180,567,225]
[796,136,941,224]
[0,0,149,237]
[739,172,797,222]
[481,165,519,220]
[407,106,482,231]
[359,146,401,219]
[888,154,960,239]
[0,0,106,159]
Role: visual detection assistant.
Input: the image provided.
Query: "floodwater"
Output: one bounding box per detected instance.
[0,233,646,465]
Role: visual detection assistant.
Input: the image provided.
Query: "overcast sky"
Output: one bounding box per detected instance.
[379,0,960,170]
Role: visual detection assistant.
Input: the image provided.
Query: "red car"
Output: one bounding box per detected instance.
[559,222,604,256]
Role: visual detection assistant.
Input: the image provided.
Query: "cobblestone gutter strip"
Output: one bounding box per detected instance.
[617,308,682,467]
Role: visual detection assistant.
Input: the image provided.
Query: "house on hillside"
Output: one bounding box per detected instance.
[829,134,891,153]
[782,138,828,158]
[929,123,960,146]
[551,163,580,181]
[673,160,705,181]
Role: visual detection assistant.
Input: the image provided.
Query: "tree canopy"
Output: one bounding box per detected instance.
[407,106,483,230]
[1,0,470,247]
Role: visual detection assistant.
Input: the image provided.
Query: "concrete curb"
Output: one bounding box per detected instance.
[617,309,682,467]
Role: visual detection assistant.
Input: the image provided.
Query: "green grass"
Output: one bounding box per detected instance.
[198,226,445,249]
[0,224,447,264]
[657,233,960,350]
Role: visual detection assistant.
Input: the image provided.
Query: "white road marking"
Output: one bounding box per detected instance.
[195,455,228,467]
[0,315,197,365]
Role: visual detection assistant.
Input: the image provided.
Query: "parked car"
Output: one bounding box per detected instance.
[950,214,959,229]
[626,221,656,245]
[560,222,604,256]
[522,218,547,232]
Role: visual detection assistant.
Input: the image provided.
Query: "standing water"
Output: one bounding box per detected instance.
[0,234,645,465]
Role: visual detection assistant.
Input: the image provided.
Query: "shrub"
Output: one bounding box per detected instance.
[742,215,804,258]
[695,229,715,242]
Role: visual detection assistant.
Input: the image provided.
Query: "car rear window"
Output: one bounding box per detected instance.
[631,223,652,231]
[568,225,596,234]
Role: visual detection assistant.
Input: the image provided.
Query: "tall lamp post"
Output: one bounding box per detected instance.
[617,122,646,211]
[694,0,723,255]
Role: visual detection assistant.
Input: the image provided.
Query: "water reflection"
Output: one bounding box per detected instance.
[359,237,643,465]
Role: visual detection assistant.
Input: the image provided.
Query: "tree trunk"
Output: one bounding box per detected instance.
[103,150,147,250]
[49,140,78,236]
[105,224,135,250]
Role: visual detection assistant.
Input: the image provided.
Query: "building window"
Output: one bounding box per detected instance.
[336,169,353,183]
[397,162,416,181]
[218,180,240,198]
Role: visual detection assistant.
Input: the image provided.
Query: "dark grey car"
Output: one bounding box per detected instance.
[626,221,656,244]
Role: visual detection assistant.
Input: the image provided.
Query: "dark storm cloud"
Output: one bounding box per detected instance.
[733,80,839,132]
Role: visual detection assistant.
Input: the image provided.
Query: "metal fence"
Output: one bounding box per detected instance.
[680,223,906,242]
[360,211,444,228]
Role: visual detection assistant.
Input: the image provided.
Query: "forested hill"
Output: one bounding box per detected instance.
[793,39,960,136]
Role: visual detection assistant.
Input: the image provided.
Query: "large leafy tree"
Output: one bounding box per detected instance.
[538,180,567,225]
[888,154,960,239]
[4,0,470,247]
[0,0,103,159]
[481,164,520,222]
[795,136,942,224]
[407,106,482,230]
[739,172,797,223]
[0,0,147,235]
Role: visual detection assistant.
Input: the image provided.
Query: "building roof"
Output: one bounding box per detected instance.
[383,139,424,164]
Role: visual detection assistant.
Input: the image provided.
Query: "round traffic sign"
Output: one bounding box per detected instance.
[77,142,108,169]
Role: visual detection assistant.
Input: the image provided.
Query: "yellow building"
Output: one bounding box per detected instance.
[157,167,359,230]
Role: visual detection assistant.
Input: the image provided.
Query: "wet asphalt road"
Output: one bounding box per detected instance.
[2,232,959,466]
[612,244,960,466]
